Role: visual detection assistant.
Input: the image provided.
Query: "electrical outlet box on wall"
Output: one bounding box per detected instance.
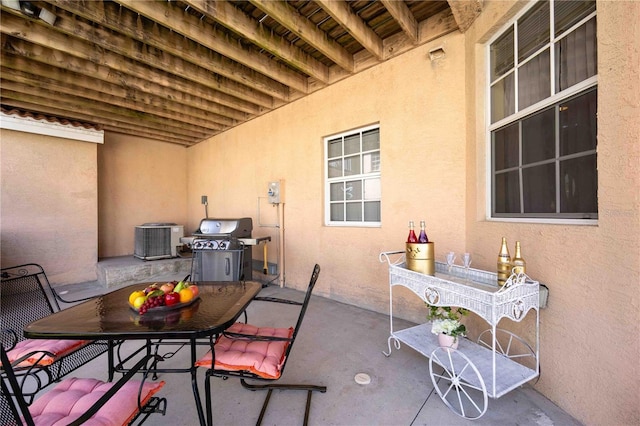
[268,181,283,204]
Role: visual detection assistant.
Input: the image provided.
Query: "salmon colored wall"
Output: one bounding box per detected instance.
[187,32,469,312]
[0,129,98,284]
[464,1,639,425]
[185,2,639,424]
[97,133,188,258]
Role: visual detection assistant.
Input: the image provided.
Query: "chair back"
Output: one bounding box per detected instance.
[1,345,34,425]
[285,264,321,359]
[1,264,59,351]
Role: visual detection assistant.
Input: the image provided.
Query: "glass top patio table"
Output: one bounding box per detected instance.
[24,281,262,340]
[23,280,262,426]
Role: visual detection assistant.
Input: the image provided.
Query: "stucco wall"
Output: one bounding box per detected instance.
[97,133,188,258]
[185,1,639,424]
[0,129,98,284]
[465,1,639,425]
[187,31,469,312]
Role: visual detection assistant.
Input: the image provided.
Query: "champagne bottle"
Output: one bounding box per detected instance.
[418,220,429,243]
[512,241,526,275]
[497,237,512,286]
[407,221,418,243]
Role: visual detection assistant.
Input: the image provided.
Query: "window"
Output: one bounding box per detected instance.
[489,0,597,220]
[325,125,380,226]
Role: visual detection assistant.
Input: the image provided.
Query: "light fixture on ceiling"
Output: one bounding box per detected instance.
[0,0,57,25]
[429,46,446,61]
[0,0,20,11]
[38,6,56,25]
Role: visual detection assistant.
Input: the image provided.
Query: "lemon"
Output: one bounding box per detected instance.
[133,296,147,308]
[129,290,145,305]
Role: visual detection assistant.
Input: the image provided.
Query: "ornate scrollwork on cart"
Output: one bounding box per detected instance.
[512,299,525,320]
[424,287,440,305]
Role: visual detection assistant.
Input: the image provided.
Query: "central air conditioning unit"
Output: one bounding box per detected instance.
[134,223,184,260]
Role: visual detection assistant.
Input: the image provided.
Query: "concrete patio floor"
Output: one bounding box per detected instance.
[56,261,582,426]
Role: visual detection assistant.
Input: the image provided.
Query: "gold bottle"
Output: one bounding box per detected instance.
[512,241,526,275]
[497,237,512,286]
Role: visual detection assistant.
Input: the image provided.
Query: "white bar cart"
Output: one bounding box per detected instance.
[379,250,540,419]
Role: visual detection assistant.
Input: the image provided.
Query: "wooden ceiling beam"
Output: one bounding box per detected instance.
[1,37,254,124]
[248,0,354,72]
[0,83,213,138]
[315,0,384,61]
[0,20,260,117]
[114,0,309,94]
[48,0,290,103]
[26,5,275,110]
[186,0,331,83]
[0,97,201,146]
[447,0,483,33]
[380,0,418,44]
[0,65,231,131]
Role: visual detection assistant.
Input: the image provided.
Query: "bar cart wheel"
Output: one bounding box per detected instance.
[477,328,536,366]
[429,347,488,420]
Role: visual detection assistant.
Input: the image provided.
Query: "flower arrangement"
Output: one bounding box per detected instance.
[426,305,469,338]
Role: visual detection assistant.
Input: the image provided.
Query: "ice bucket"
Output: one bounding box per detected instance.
[406,242,435,276]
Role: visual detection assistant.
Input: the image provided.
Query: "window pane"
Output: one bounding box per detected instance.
[560,154,597,214]
[555,0,596,37]
[344,134,360,155]
[518,48,551,110]
[364,201,381,221]
[493,123,519,171]
[363,178,380,200]
[560,89,597,155]
[330,203,344,221]
[523,164,555,213]
[518,1,550,62]
[494,170,520,214]
[328,158,342,178]
[555,17,597,92]
[330,182,344,201]
[363,151,380,173]
[346,203,362,221]
[362,129,380,151]
[522,107,555,164]
[345,180,362,200]
[344,155,360,176]
[328,138,342,158]
[491,72,515,123]
[490,27,514,81]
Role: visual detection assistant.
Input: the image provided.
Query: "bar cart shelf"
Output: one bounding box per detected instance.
[379,250,540,419]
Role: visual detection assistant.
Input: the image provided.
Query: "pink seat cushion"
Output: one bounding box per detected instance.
[1,339,90,367]
[28,377,165,426]
[196,322,293,379]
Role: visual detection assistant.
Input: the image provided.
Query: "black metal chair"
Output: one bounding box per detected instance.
[0,263,109,403]
[195,264,326,426]
[1,345,166,425]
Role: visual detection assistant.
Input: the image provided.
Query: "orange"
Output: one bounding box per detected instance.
[129,290,145,305]
[179,287,193,303]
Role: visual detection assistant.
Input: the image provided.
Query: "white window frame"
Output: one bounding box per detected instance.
[485,0,598,225]
[324,124,381,227]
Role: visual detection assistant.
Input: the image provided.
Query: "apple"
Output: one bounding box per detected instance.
[160,282,175,294]
[188,284,199,298]
[165,291,181,306]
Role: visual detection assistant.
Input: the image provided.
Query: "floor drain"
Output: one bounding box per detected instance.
[354,372,371,385]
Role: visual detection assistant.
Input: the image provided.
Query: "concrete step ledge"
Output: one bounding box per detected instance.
[97,256,192,288]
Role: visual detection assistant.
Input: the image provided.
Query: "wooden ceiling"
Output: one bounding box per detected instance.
[1,0,482,146]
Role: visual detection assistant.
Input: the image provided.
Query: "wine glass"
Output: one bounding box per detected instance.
[446,252,456,274]
[462,253,472,280]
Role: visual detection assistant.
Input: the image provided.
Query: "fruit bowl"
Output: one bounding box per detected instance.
[128,296,200,313]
